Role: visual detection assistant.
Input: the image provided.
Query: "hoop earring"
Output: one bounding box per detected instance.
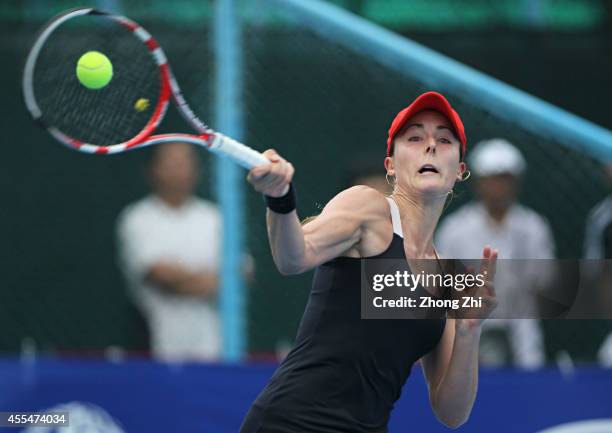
[459,170,471,182]
[386,173,395,186]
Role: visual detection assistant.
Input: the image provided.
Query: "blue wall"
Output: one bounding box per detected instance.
[0,358,610,433]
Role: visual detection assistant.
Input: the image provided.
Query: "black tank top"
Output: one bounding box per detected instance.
[240,198,447,433]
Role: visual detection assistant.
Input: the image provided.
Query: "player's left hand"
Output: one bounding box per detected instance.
[453,246,498,334]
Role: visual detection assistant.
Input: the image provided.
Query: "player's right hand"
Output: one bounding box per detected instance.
[247,149,294,197]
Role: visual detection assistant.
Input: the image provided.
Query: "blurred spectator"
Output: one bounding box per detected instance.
[117,142,222,362]
[436,139,554,368]
[583,162,612,367]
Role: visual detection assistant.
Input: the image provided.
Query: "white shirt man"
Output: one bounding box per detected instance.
[117,142,224,362]
[117,195,222,361]
[436,139,554,368]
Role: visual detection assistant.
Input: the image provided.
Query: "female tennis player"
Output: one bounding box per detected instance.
[241,91,498,433]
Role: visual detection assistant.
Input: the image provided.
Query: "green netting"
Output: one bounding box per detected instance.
[0,0,610,363]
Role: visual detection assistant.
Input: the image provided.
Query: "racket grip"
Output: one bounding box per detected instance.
[209,133,270,169]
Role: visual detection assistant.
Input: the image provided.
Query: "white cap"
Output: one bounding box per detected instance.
[469,138,526,177]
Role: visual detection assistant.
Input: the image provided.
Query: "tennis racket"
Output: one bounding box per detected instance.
[22,7,269,169]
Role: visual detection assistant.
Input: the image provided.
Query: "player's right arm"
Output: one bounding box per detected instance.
[268,186,382,274]
[247,150,383,275]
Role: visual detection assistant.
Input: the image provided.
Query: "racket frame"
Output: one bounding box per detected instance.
[22,8,268,168]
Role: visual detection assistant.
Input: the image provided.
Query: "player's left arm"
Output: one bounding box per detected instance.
[420,318,480,429]
[421,247,498,428]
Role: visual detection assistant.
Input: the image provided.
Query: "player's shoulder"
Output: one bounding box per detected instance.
[329,185,389,215]
[334,185,387,201]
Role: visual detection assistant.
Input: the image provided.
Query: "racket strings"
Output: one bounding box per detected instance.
[33,15,161,146]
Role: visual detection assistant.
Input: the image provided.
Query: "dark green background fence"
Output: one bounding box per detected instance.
[1,0,611,361]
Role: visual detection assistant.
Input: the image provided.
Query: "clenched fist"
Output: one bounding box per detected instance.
[247,149,295,197]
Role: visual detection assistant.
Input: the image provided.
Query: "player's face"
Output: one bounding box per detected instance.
[389,110,463,198]
[151,142,199,196]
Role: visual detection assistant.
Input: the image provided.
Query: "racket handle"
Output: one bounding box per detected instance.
[209,133,270,169]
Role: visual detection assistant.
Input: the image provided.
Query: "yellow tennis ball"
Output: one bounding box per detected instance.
[134,98,150,112]
[76,51,113,90]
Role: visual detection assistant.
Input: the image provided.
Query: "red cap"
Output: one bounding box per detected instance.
[387,92,467,158]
